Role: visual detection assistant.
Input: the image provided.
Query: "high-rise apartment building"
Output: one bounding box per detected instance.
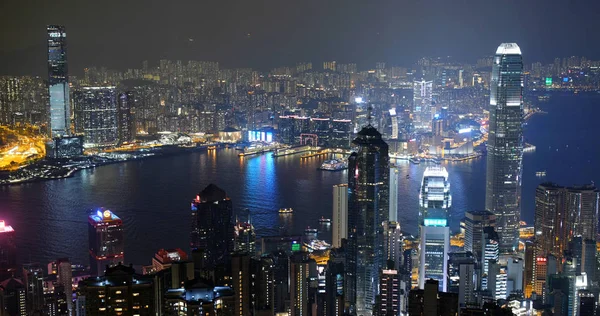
[347,125,389,314]
[88,208,124,276]
[377,269,400,316]
[74,86,119,147]
[47,25,70,138]
[485,43,524,253]
[332,184,348,248]
[190,184,233,269]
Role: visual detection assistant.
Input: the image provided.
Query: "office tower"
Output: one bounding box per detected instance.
[190,184,233,269]
[78,264,154,315]
[330,119,352,148]
[463,210,496,260]
[419,167,451,225]
[418,222,450,291]
[408,279,458,316]
[56,258,72,312]
[117,91,135,144]
[22,263,44,314]
[255,256,274,313]
[383,221,403,270]
[412,80,433,130]
[0,278,27,316]
[271,251,289,314]
[487,261,507,300]
[73,86,119,147]
[577,290,595,316]
[231,254,254,316]
[389,165,399,222]
[289,252,316,316]
[535,183,569,261]
[47,25,70,138]
[569,237,596,284]
[325,261,345,316]
[506,257,524,294]
[481,227,499,290]
[567,185,599,241]
[151,248,187,272]
[0,220,16,280]
[332,184,348,249]
[533,256,547,297]
[88,208,124,276]
[347,125,390,314]
[524,240,535,298]
[485,43,524,253]
[233,221,256,255]
[458,256,477,308]
[378,268,400,316]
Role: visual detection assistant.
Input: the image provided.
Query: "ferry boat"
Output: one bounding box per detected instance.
[279,208,293,214]
[319,217,331,224]
[535,171,547,177]
[409,157,421,164]
[207,145,217,150]
[318,159,347,171]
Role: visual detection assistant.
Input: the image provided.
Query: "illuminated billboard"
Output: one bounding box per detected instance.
[545,77,552,86]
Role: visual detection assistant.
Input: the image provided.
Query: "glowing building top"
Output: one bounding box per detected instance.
[89,208,121,225]
[0,221,14,233]
[495,43,522,55]
[419,166,452,210]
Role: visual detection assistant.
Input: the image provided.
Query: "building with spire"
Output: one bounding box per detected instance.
[347,124,389,314]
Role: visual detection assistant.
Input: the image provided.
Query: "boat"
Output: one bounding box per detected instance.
[535,171,547,177]
[207,145,216,150]
[409,157,421,164]
[319,217,331,224]
[318,159,347,171]
[279,208,293,214]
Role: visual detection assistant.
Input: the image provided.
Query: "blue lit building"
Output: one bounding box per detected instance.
[88,208,124,276]
[73,86,119,147]
[47,25,70,138]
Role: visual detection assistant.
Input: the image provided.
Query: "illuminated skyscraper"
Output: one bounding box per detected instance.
[332,184,348,248]
[485,43,524,252]
[419,167,451,225]
[74,86,119,147]
[389,165,399,222]
[233,221,256,255]
[117,91,135,144]
[347,125,389,314]
[88,208,124,276]
[412,80,433,130]
[47,25,70,137]
[190,184,233,269]
[463,210,496,260]
[0,220,16,280]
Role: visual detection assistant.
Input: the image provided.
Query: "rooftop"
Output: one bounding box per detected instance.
[496,43,521,55]
[89,208,121,223]
[0,220,14,233]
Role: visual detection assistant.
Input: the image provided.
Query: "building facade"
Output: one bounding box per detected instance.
[73,86,119,147]
[88,208,125,276]
[47,25,70,138]
[485,43,524,253]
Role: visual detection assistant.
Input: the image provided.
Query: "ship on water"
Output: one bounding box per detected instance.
[318,159,347,171]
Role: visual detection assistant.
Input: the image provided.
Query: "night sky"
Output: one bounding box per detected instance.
[1,0,599,75]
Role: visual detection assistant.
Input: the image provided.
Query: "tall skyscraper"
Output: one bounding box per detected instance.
[377,268,401,316]
[419,167,451,225]
[412,80,433,130]
[418,221,450,292]
[117,91,135,144]
[485,43,524,252]
[289,252,316,316]
[389,165,399,222]
[190,184,233,269]
[383,221,403,270]
[47,25,70,138]
[56,258,72,312]
[332,184,348,248]
[73,86,119,147]
[233,221,256,255]
[88,208,124,276]
[0,220,16,280]
[347,124,389,314]
[463,210,496,260]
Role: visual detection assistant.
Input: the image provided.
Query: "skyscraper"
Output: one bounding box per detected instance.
[88,208,124,276]
[73,86,119,147]
[419,167,451,225]
[190,184,233,269]
[117,91,135,144]
[485,43,524,252]
[389,165,399,222]
[47,25,70,138]
[233,221,256,255]
[419,221,450,292]
[332,184,348,248]
[377,268,400,316]
[347,125,389,314]
[463,210,496,260]
[413,80,433,131]
[0,220,16,280]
